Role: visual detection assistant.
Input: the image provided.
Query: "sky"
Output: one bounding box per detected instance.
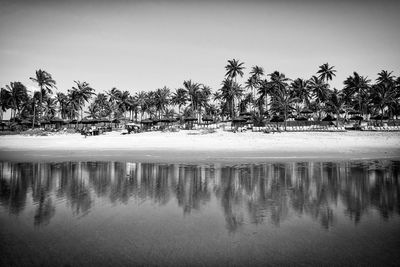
[1,0,399,96]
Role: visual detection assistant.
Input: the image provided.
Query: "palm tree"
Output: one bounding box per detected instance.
[154,86,170,118]
[257,79,273,115]
[127,95,139,121]
[239,92,253,113]
[42,97,57,119]
[171,88,188,116]
[247,65,264,112]
[197,85,212,119]
[326,89,347,127]
[370,82,397,123]
[268,71,291,92]
[116,91,131,119]
[0,87,10,120]
[343,72,371,116]
[270,86,298,130]
[308,76,329,120]
[218,78,243,119]
[2,82,28,120]
[107,87,123,119]
[55,92,69,119]
[266,71,291,117]
[85,102,100,119]
[225,59,245,83]
[69,81,95,120]
[135,91,148,120]
[183,80,201,117]
[317,63,337,83]
[93,93,112,119]
[291,78,311,107]
[29,70,57,121]
[376,70,395,85]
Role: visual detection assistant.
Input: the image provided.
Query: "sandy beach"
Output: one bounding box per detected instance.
[0,130,399,163]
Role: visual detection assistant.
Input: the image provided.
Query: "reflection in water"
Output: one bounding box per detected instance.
[0,160,399,230]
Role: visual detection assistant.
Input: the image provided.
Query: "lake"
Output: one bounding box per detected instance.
[0,160,399,266]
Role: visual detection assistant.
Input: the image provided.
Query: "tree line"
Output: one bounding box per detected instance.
[1,60,399,127]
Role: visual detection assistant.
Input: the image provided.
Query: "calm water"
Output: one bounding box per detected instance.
[0,160,399,267]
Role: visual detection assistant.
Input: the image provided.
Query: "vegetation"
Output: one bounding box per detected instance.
[1,61,399,128]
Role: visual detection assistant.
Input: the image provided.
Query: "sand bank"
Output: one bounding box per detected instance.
[0,130,399,163]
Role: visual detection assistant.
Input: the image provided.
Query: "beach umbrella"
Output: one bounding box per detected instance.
[97,118,111,123]
[295,117,308,121]
[300,108,313,114]
[39,120,51,126]
[140,119,154,124]
[126,122,140,126]
[11,117,22,123]
[322,115,336,121]
[270,116,284,122]
[347,109,360,115]
[349,115,363,121]
[159,117,177,123]
[370,115,389,120]
[19,119,38,126]
[239,112,252,116]
[0,121,6,130]
[184,117,197,122]
[232,117,247,123]
[50,117,64,124]
[79,118,94,124]
[202,116,214,122]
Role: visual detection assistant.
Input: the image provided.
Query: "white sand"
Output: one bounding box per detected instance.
[0,130,399,162]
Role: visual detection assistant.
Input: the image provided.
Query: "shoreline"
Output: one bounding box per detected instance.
[0,130,399,163]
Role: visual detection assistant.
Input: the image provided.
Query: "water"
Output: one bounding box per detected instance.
[0,160,399,266]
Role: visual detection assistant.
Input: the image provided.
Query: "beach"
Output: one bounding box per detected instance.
[0,130,399,163]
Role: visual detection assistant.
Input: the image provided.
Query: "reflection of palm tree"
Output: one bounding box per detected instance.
[1,160,399,230]
[34,192,55,226]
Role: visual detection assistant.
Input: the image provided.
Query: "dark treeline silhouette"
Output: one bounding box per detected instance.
[1,62,399,128]
[0,160,399,230]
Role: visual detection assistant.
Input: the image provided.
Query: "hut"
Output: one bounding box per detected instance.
[184,117,197,130]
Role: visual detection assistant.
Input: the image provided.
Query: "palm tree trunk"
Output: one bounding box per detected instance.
[39,86,43,123]
[284,106,287,130]
[265,89,268,114]
[336,111,339,127]
[32,102,36,129]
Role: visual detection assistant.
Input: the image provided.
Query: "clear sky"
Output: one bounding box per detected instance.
[0,0,399,95]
